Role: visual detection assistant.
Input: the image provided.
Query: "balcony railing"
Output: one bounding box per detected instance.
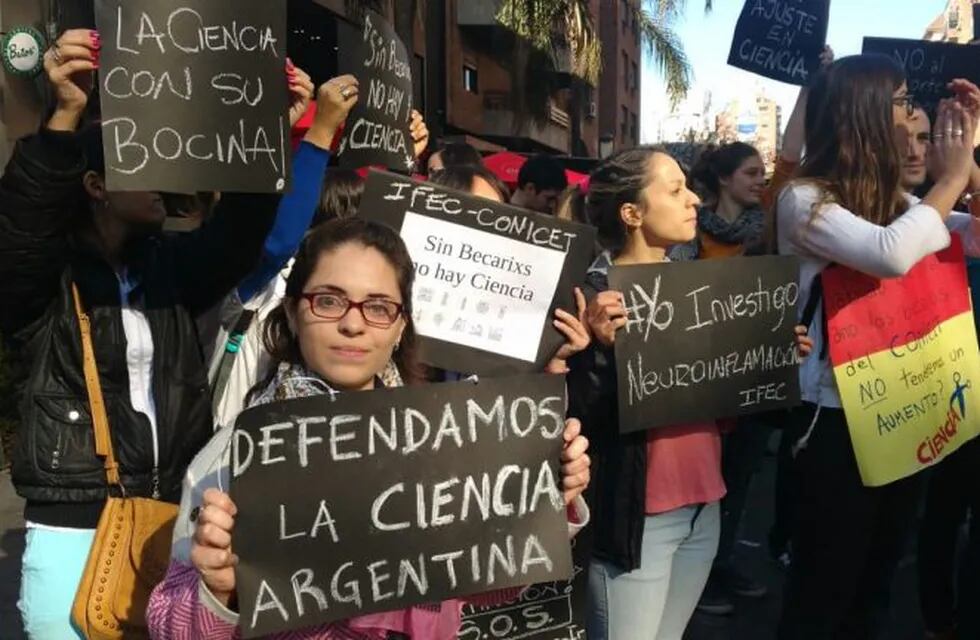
[479,91,570,152]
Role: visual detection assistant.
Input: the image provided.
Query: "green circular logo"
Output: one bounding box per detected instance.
[2,26,46,78]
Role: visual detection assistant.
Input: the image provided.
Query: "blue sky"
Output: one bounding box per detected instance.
[640,0,948,140]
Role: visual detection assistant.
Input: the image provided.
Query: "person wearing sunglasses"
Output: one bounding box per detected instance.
[146,217,592,639]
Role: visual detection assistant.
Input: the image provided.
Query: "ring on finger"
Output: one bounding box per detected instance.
[50,45,63,64]
[341,85,355,99]
[953,128,965,137]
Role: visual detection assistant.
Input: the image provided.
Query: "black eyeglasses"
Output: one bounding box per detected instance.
[892,94,916,118]
[298,292,404,328]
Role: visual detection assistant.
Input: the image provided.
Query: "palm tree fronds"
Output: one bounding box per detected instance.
[636,7,691,105]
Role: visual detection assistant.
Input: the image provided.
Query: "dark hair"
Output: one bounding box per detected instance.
[518,154,568,192]
[586,145,668,256]
[79,123,106,175]
[797,54,908,225]
[690,142,761,199]
[429,164,511,201]
[262,218,423,384]
[312,168,364,226]
[433,142,483,170]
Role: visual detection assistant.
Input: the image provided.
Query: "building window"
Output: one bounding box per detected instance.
[631,61,638,92]
[623,52,629,91]
[463,65,478,94]
[621,105,629,141]
[631,112,639,144]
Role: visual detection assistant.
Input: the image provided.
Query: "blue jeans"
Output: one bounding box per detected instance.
[17,526,96,640]
[587,502,720,640]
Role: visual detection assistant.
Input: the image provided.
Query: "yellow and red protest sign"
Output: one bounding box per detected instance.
[823,238,980,487]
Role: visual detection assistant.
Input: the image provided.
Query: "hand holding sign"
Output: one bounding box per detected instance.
[44,29,99,131]
[303,75,360,150]
[190,488,239,608]
[949,78,980,118]
[560,418,590,506]
[546,287,591,374]
[409,109,430,161]
[586,290,627,348]
[286,61,315,128]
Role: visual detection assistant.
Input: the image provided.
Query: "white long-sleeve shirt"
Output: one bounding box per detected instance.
[777,183,980,407]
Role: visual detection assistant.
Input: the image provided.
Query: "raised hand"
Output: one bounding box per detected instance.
[304,74,360,150]
[44,29,99,131]
[287,60,315,128]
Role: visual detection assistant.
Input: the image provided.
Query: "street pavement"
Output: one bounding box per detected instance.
[0,471,25,640]
[683,439,926,640]
[0,449,929,639]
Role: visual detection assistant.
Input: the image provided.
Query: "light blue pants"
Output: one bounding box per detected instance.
[587,502,721,640]
[17,526,96,640]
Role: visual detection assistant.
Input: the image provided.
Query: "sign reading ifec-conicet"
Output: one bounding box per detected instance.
[823,237,980,487]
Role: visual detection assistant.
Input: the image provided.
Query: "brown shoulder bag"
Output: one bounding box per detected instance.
[69,283,178,639]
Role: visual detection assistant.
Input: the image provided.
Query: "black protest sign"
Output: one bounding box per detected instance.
[727,0,831,86]
[337,11,415,172]
[357,170,597,376]
[458,525,592,640]
[231,374,573,638]
[94,0,290,193]
[863,37,980,118]
[608,256,801,433]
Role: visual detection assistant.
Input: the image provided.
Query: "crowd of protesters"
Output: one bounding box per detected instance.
[1,23,979,640]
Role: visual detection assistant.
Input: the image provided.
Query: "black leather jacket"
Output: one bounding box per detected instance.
[0,128,279,527]
[567,265,648,572]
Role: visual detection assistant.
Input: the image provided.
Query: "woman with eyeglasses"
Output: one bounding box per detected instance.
[146,217,592,639]
[773,54,980,639]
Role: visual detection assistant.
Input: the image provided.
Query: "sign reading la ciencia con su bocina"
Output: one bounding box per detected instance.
[358,170,597,377]
[94,0,290,193]
[609,255,802,433]
[727,0,831,86]
[231,374,573,638]
[337,10,415,171]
